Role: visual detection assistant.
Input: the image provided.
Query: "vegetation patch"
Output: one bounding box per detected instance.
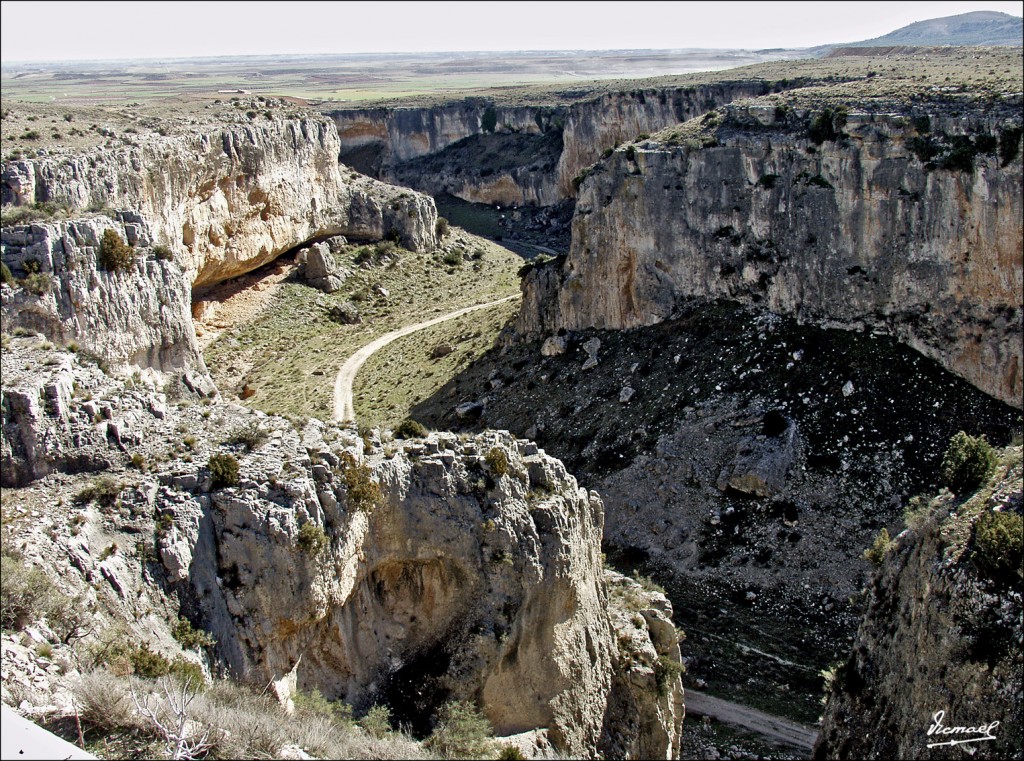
[940,431,996,496]
[208,453,240,489]
[98,228,136,272]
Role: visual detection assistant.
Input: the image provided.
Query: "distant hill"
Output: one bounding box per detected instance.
[813,10,1023,54]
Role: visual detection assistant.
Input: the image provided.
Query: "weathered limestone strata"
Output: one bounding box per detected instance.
[1,116,438,288]
[0,216,206,388]
[330,82,771,206]
[814,449,1023,760]
[517,109,1023,407]
[0,337,684,758]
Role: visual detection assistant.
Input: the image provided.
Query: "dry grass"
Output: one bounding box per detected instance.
[203,229,521,421]
[72,671,431,760]
[354,297,519,430]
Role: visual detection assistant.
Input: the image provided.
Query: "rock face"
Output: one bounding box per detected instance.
[517,106,1024,407]
[329,82,771,207]
[815,449,1023,760]
[1,116,438,288]
[0,215,205,386]
[0,337,683,758]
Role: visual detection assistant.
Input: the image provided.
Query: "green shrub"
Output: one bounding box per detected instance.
[227,422,268,451]
[485,447,509,477]
[940,431,996,496]
[624,145,636,161]
[394,419,428,439]
[862,527,892,567]
[20,272,52,295]
[98,228,135,272]
[208,453,240,489]
[74,475,123,508]
[426,700,495,759]
[435,216,449,238]
[129,452,146,470]
[172,616,216,650]
[972,510,1022,583]
[808,108,846,144]
[481,107,497,134]
[293,688,354,725]
[0,262,13,286]
[360,704,393,738]
[1,553,51,630]
[998,126,1022,167]
[654,655,685,696]
[297,522,329,556]
[442,250,463,267]
[151,243,174,261]
[339,452,383,513]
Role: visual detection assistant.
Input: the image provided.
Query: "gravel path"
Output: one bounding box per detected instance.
[685,689,819,751]
[333,294,520,424]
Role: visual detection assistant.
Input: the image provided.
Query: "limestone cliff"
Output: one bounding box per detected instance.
[517,103,1023,407]
[329,82,771,207]
[0,336,683,758]
[1,215,209,397]
[814,447,1022,760]
[1,116,438,288]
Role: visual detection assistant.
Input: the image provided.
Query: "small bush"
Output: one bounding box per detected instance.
[297,522,329,556]
[442,250,463,267]
[208,453,240,489]
[172,616,216,650]
[435,216,449,238]
[151,243,174,261]
[293,688,354,725]
[360,704,393,738]
[98,228,136,272]
[20,271,52,295]
[227,422,268,451]
[972,510,1023,583]
[654,655,685,696]
[485,447,510,477]
[130,452,146,470]
[426,700,495,759]
[339,452,383,513]
[498,745,527,760]
[394,419,428,439]
[75,475,123,508]
[940,431,996,496]
[862,527,892,567]
[0,262,14,285]
[998,126,1022,167]
[1,553,51,630]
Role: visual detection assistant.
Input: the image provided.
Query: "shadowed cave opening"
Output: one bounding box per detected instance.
[375,641,453,739]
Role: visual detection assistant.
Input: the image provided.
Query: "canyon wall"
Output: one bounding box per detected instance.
[329,82,772,207]
[1,116,439,288]
[814,448,1022,760]
[0,335,684,757]
[1,215,208,391]
[517,105,1023,407]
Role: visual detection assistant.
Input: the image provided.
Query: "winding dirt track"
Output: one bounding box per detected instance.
[685,690,819,751]
[333,295,520,424]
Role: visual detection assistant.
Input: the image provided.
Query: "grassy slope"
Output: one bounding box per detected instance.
[202,229,522,423]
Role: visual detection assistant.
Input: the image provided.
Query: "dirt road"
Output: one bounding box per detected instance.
[332,295,520,424]
[685,690,819,752]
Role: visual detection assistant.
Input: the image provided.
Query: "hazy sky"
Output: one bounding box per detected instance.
[1,1,1021,63]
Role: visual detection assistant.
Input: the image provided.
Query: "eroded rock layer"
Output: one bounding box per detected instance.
[814,449,1023,760]
[517,106,1023,407]
[329,82,771,207]
[2,116,438,288]
[0,336,683,759]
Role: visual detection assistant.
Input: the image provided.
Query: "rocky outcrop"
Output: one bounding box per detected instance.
[329,82,771,207]
[517,105,1024,407]
[0,336,683,758]
[1,116,438,288]
[0,215,207,389]
[815,448,1023,760]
